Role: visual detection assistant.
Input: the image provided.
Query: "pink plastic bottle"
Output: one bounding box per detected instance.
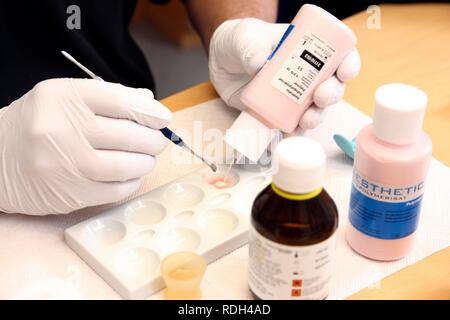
[225,4,356,162]
[347,83,432,261]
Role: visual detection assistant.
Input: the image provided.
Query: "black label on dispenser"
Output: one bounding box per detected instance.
[300,50,324,71]
[271,31,335,103]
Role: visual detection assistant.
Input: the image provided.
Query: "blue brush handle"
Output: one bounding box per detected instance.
[160,127,184,146]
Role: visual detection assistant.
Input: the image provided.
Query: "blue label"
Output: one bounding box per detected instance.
[348,171,425,240]
[268,24,294,61]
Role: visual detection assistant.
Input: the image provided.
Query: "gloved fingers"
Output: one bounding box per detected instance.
[336,48,361,82]
[79,150,156,182]
[87,116,168,156]
[70,79,172,129]
[242,51,273,77]
[208,19,290,109]
[89,179,142,205]
[299,105,324,130]
[313,76,345,108]
[238,21,291,76]
[227,85,249,111]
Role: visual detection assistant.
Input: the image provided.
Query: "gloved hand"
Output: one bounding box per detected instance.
[209,18,361,129]
[0,79,171,216]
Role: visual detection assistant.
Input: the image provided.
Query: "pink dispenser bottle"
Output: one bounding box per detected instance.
[347,84,432,261]
[225,4,356,162]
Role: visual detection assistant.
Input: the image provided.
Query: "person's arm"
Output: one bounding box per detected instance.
[186,0,278,50]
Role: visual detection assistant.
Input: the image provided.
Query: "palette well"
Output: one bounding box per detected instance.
[65,165,271,299]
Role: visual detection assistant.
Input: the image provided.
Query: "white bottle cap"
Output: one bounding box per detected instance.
[373,83,428,145]
[272,137,326,194]
[225,112,279,163]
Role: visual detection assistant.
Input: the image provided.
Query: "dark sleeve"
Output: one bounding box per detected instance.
[148,0,186,4]
[148,0,170,4]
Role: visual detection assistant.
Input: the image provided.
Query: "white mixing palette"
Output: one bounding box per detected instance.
[65,165,271,299]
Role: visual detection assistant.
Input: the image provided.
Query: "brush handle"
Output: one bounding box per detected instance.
[160,127,184,146]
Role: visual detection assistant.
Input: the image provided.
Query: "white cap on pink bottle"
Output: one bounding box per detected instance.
[373,83,428,145]
[272,137,326,194]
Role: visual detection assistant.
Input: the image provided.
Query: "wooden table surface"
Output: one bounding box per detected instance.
[161,3,450,300]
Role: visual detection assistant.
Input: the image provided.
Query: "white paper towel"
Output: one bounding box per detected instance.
[0,99,448,300]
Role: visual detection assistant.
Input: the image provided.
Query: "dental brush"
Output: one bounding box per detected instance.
[61,51,217,173]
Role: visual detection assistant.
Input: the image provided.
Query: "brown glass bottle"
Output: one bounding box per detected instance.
[249,186,338,300]
[247,136,338,300]
[252,186,338,247]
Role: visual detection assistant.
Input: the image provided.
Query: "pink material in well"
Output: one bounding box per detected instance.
[208,177,232,189]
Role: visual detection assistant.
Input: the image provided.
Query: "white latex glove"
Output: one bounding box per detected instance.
[209,18,361,129]
[0,79,171,216]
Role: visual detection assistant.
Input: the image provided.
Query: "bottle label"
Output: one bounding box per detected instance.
[271,31,335,104]
[248,225,336,300]
[349,169,425,240]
